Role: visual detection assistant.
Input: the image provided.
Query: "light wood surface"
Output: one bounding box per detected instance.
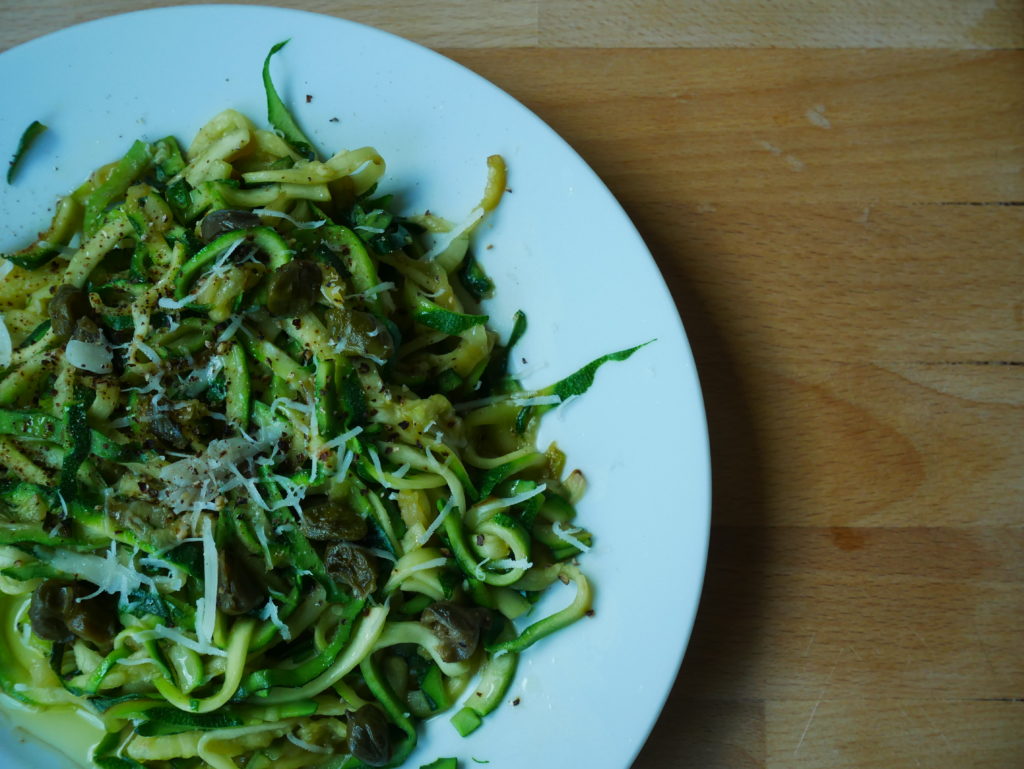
[2,2,1022,768]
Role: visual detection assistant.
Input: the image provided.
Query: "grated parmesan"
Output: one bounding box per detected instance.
[222,464,270,510]
[66,338,114,374]
[158,424,283,517]
[512,394,562,407]
[138,556,187,592]
[423,208,482,261]
[48,542,155,606]
[367,445,386,484]
[197,517,218,648]
[0,314,11,369]
[322,426,363,451]
[270,473,307,516]
[115,657,157,667]
[474,483,547,518]
[346,281,394,300]
[551,521,592,553]
[286,731,331,754]
[216,314,244,342]
[157,291,201,311]
[365,547,397,562]
[306,390,320,483]
[141,624,227,657]
[417,497,455,546]
[402,556,449,576]
[133,338,162,364]
[252,208,326,230]
[489,557,533,571]
[253,519,274,569]
[259,597,292,641]
[335,445,356,483]
[207,236,249,279]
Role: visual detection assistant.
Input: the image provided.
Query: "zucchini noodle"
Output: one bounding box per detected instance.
[0,42,646,769]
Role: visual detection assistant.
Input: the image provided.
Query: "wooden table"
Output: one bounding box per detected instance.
[3,2,1022,767]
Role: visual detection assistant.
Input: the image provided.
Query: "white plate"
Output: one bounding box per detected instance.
[0,6,710,769]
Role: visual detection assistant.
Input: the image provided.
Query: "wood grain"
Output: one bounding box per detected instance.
[3,0,1023,51]
[540,0,1024,49]
[445,49,1024,204]
[2,2,1023,768]
[684,526,1023,698]
[0,0,540,52]
[767,700,1024,767]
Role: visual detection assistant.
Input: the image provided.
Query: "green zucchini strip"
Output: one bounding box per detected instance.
[152,618,255,713]
[487,565,593,655]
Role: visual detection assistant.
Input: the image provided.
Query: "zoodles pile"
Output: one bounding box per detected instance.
[0,43,643,769]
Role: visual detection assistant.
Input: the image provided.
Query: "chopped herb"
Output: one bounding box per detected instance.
[7,120,47,183]
[420,759,458,769]
[263,40,317,160]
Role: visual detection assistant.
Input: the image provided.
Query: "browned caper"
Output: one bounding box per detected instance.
[29,579,120,646]
[265,259,322,317]
[148,405,188,451]
[300,496,368,541]
[48,284,91,341]
[323,307,394,361]
[70,315,104,344]
[324,543,377,598]
[217,547,266,616]
[200,209,262,242]
[347,704,394,767]
[29,580,75,642]
[64,589,120,646]
[420,601,491,663]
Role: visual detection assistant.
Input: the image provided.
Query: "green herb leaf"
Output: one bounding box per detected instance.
[414,297,488,335]
[7,120,47,184]
[121,589,186,624]
[420,759,459,769]
[263,41,316,161]
[349,197,414,253]
[543,340,653,402]
[507,310,527,349]
[458,252,494,300]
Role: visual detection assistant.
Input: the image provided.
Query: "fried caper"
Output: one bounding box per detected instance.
[64,591,120,646]
[300,496,368,541]
[324,543,377,598]
[200,209,262,242]
[347,704,394,767]
[323,307,394,361]
[217,547,267,616]
[28,580,75,642]
[420,600,491,663]
[265,259,322,317]
[48,284,91,341]
[29,579,120,646]
[148,409,188,451]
